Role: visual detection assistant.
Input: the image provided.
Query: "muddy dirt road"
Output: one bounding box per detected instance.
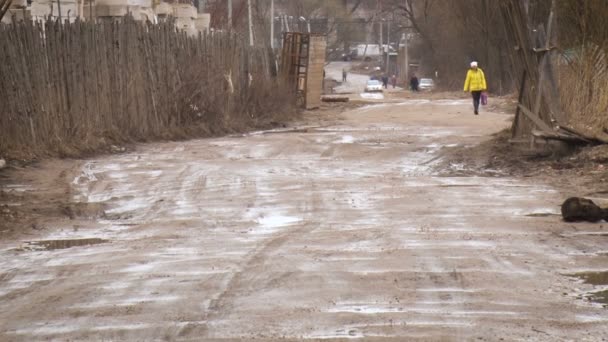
[2,100,608,341]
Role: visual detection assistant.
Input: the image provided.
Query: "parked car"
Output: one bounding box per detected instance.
[419,78,435,91]
[364,79,383,92]
[341,49,358,61]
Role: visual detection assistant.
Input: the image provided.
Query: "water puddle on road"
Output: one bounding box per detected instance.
[17,238,109,251]
[588,290,608,307]
[359,93,384,100]
[568,271,608,307]
[257,214,300,228]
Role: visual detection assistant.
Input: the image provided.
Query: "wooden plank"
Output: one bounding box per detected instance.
[518,104,554,133]
[0,0,12,21]
[532,47,556,53]
[501,0,537,139]
[321,95,349,103]
[531,24,547,120]
[512,70,527,138]
[541,55,564,124]
[560,125,608,144]
[524,0,560,134]
[508,138,531,144]
[531,129,590,143]
[538,0,564,124]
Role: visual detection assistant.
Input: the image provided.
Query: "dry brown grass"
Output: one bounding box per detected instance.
[558,45,608,141]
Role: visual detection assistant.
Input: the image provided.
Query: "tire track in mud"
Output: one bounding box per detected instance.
[205,222,317,316]
[174,164,327,337]
[411,254,472,330]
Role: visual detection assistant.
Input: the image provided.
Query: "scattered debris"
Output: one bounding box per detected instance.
[62,202,107,220]
[110,145,126,153]
[567,271,608,307]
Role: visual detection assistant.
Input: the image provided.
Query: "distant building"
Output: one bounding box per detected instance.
[1,0,210,36]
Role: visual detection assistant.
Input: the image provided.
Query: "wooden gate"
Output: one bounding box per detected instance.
[281,32,326,109]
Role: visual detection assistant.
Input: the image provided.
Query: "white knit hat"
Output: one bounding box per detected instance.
[470,61,478,68]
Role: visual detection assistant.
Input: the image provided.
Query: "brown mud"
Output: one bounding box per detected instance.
[1,96,608,340]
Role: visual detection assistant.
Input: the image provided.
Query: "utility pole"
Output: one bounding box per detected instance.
[270,0,274,48]
[379,20,383,53]
[227,0,232,29]
[247,0,254,46]
[385,19,390,74]
[404,33,409,80]
[377,0,383,58]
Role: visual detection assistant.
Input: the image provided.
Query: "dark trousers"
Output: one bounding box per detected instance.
[471,91,482,112]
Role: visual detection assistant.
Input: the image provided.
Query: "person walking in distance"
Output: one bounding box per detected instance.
[410,74,419,92]
[463,61,487,115]
[381,75,389,89]
[342,68,347,82]
[391,75,397,88]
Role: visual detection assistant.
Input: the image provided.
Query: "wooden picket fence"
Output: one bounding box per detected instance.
[0,17,293,159]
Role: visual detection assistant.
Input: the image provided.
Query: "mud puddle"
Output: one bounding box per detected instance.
[569,271,608,307]
[16,238,109,251]
[588,290,608,307]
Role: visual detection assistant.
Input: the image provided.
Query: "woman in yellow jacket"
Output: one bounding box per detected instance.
[463,61,487,115]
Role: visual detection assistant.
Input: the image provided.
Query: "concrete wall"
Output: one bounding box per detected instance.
[305,35,326,110]
[194,13,210,33]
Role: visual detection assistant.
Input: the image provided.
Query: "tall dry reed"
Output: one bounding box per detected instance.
[557,44,608,139]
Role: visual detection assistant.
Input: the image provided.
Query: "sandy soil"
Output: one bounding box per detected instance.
[1,98,608,341]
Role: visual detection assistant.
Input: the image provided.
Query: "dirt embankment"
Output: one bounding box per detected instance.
[437,128,608,197]
[0,160,81,240]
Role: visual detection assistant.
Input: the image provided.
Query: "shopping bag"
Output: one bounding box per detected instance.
[481,92,488,106]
